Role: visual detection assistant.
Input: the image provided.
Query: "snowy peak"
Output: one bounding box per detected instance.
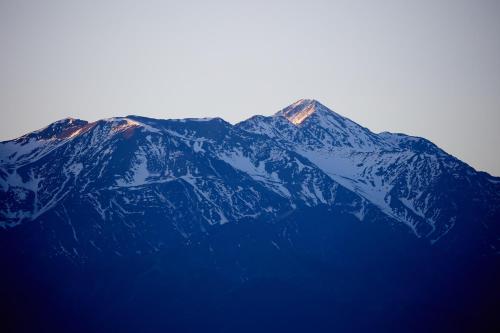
[264,99,386,151]
[276,99,339,125]
[16,118,88,142]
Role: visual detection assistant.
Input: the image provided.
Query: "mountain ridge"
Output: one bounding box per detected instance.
[1,99,500,332]
[1,99,499,255]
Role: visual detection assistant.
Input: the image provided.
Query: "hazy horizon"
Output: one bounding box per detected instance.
[1,0,500,175]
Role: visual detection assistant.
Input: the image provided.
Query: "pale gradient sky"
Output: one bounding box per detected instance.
[1,0,499,175]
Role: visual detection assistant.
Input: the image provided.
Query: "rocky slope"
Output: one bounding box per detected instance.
[1,99,499,332]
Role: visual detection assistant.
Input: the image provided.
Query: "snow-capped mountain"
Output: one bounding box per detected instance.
[1,99,499,258]
[2,99,500,332]
[239,99,500,248]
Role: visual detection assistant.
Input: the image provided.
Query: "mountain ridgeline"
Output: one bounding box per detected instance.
[1,99,499,332]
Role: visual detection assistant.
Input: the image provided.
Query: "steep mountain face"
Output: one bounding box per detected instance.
[1,100,499,332]
[239,99,500,250]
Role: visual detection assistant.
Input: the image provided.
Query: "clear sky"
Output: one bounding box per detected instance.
[1,0,499,175]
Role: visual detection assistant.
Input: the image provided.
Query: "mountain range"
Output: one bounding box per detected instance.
[1,99,499,332]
